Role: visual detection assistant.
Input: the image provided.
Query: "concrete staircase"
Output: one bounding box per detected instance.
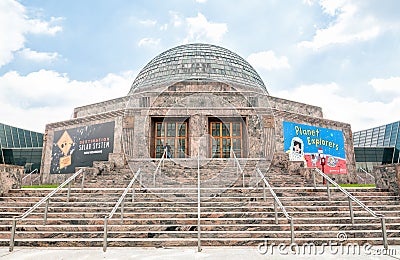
[0,158,399,249]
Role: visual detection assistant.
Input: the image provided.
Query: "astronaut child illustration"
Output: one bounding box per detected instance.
[287,137,307,166]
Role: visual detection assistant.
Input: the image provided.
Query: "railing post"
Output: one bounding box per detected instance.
[132,186,135,203]
[44,198,50,225]
[312,171,316,189]
[67,182,72,202]
[273,199,278,225]
[236,164,239,183]
[326,179,331,201]
[197,154,202,252]
[153,170,156,187]
[348,197,354,225]
[290,218,295,244]
[9,218,17,252]
[380,217,388,249]
[121,198,125,223]
[242,168,245,188]
[262,181,266,202]
[81,170,85,191]
[103,217,108,252]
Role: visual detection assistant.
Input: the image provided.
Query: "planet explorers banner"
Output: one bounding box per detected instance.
[283,121,347,174]
[50,121,115,174]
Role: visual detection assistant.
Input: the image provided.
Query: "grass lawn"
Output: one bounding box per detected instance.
[21,184,59,188]
[339,183,376,188]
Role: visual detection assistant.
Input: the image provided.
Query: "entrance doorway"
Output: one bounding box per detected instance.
[209,118,244,158]
[153,119,188,158]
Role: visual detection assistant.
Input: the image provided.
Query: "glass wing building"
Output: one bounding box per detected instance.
[0,123,44,172]
[353,121,400,171]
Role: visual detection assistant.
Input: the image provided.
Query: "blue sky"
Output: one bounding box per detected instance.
[0,0,399,132]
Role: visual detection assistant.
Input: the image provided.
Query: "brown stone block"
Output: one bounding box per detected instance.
[263,115,275,128]
[123,116,134,129]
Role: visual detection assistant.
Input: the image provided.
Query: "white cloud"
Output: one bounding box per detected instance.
[169,11,183,27]
[160,24,168,31]
[247,51,290,71]
[273,83,400,131]
[28,18,62,35]
[369,77,400,95]
[139,19,157,27]
[302,0,314,6]
[195,0,207,3]
[0,70,135,132]
[299,1,381,49]
[183,12,228,43]
[319,0,347,16]
[0,0,26,67]
[137,37,161,47]
[0,0,63,67]
[17,48,60,62]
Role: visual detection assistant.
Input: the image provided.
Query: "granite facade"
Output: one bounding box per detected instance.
[40,80,356,184]
[373,164,400,195]
[0,164,23,194]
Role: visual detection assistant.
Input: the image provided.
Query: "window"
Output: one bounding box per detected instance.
[140,97,150,107]
[155,121,188,158]
[210,119,243,158]
[248,97,258,107]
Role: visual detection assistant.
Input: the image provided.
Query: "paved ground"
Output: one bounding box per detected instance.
[1,246,400,260]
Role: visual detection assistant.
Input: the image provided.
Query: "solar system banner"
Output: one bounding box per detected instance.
[50,121,115,174]
[283,121,347,174]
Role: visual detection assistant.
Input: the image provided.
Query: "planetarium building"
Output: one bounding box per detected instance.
[40,43,356,184]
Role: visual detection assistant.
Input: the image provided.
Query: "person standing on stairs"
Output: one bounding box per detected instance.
[164,143,172,159]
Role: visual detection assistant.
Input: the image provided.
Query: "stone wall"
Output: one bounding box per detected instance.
[268,96,323,118]
[121,83,275,159]
[0,164,23,195]
[73,96,128,118]
[373,164,400,195]
[41,80,356,185]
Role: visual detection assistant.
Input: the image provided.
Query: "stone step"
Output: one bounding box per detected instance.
[3,237,399,248]
[3,161,399,250]
[1,201,399,212]
[2,222,399,233]
[5,230,399,241]
[2,203,400,211]
[1,216,399,227]
[3,209,400,219]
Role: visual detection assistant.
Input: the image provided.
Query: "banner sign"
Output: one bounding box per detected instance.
[50,121,115,174]
[283,121,347,174]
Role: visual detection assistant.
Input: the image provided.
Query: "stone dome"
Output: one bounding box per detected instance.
[129,43,268,94]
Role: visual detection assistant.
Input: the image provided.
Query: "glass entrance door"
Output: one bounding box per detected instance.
[155,121,187,158]
[210,121,242,158]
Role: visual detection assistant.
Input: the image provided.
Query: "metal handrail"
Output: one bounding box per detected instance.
[230,147,245,187]
[22,168,38,182]
[359,167,376,183]
[32,174,41,184]
[197,153,201,252]
[256,168,295,244]
[22,168,41,186]
[153,149,167,186]
[359,167,375,179]
[9,168,85,252]
[103,168,141,252]
[357,175,366,185]
[312,168,388,249]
